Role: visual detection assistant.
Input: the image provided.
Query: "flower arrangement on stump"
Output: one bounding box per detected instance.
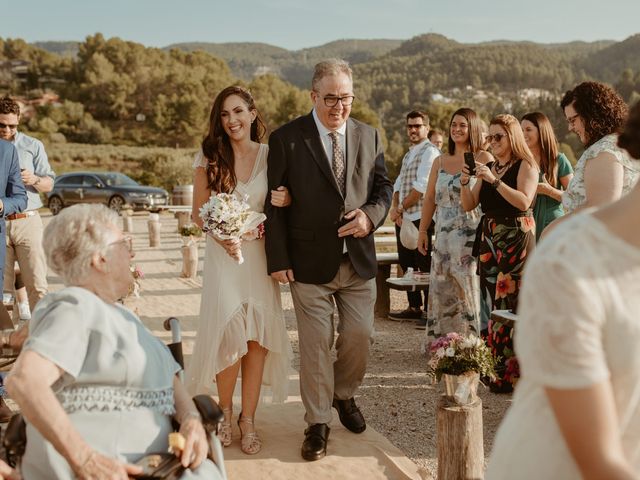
[428,333,496,404]
[180,223,203,245]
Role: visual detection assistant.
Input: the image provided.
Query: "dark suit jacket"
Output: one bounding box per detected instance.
[265,112,392,284]
[0,140,28,286]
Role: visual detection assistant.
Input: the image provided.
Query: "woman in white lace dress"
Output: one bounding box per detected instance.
[185,86,292,455]
[6,205,220,480]
[560,81,639,214]
[486,102,640,479]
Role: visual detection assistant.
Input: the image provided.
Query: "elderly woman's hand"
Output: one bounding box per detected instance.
[270,186,291,207]
[0,458,20,480]
[74,450,142,480]
[177,415,208,469]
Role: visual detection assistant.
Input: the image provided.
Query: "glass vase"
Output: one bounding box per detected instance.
[442,371,480,405]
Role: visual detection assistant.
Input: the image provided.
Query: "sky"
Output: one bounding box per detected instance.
[4,0,640,50]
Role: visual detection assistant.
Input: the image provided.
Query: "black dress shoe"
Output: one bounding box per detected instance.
[301,423,330,461]
[332,397,366,433]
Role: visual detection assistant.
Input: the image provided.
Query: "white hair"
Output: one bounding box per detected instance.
[44,204,120,285]
[311,58,353,91]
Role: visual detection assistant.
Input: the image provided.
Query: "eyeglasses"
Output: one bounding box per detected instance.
[566,113,580,127]
[0,122,18,130]
[108,235,133,253]
[316,93,355,108]
[486,133,508,143]
[406,124,426,130]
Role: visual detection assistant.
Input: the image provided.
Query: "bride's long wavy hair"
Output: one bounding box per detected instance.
[201,86,266,193]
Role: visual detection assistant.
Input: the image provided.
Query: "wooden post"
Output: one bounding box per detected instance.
[374,264,391,318]
[436,396,484,480]
[148,213,161,247]
[175,211,191,231]
[122,211,133,233]
[180,243,199,279]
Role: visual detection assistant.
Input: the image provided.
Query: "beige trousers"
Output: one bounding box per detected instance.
[4,213,48,310]
[290,256,375,425]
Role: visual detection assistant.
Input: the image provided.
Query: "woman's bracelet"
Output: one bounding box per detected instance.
[460,180,470,187]
[491,178,502,189]
[79,450,95,471]
[179,410,202,424]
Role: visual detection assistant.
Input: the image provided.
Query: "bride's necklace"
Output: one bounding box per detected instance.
[494,159,512,175]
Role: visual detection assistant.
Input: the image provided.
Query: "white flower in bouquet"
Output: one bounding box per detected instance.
[436,347,446,359]
[445,347,456,357]
[199,192,266,264]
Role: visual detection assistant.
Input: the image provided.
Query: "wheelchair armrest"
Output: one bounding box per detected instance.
[3,413,26,467]
[192,394,224,434]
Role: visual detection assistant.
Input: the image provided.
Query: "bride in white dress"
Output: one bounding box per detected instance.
[186,86,292,455]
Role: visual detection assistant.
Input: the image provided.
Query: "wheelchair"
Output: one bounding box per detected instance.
[1,317,228,480]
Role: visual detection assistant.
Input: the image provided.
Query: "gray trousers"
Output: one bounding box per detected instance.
[290,256,375,425]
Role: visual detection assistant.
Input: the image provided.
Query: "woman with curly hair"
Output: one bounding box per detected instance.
[460,114,538,392]
[521,112,574,240]
[486,101,640,480]
[186,86,292,455]
[561,81,638,213]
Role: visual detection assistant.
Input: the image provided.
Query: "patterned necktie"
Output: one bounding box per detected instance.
[329,131,345,195]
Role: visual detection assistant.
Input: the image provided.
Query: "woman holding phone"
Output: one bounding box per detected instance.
[460,114,538,392]
[417,108,491,349]
[520,112,574,240]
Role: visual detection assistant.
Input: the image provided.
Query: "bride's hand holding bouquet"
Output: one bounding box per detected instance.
[199,193,266,264]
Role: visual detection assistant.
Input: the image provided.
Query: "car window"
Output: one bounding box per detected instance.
[82,175,102,187]
[56,175,83,185]
[99,173,138,187]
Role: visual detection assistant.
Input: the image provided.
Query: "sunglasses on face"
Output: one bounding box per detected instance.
[108,235,134,253]
[0,122,18,130]
[486,133,508,143]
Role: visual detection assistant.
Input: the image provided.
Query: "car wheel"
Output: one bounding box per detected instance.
[48,196,64,215]
[108,195,125,213]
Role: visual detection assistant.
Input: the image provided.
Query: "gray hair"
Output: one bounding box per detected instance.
[44,204,120,285]
[311,58,353,91]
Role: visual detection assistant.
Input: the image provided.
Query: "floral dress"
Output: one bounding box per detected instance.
[477,160,536,392]
[425,169,481,348]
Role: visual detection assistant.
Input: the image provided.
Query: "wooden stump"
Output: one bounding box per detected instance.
[148,214,161,247]
[437,395,484,480]
[374,263,391,317]
[175,211,191,231]
[180,243,199,279]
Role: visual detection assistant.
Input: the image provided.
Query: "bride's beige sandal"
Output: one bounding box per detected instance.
[219,407,233,447]
[238,413,262,455]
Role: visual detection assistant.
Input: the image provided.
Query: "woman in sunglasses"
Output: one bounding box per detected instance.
[460,114,538,393]
[521,112,574,240]
[560,81,638,216]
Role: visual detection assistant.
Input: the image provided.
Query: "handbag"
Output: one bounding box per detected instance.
[133,453,185,480]
[399,218,419,250]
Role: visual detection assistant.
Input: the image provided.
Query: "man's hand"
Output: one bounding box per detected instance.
[338,209,373,238]
[271,269,295,284]
[20,170,39,187]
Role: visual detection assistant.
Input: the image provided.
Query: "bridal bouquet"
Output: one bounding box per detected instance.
[199,192,266,264]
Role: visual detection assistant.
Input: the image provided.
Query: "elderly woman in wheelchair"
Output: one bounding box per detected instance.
[4,204,224,479]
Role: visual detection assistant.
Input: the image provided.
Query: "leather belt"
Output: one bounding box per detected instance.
[6,210,38,221]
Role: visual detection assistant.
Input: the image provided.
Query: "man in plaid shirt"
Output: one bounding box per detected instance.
[389,111,440,327]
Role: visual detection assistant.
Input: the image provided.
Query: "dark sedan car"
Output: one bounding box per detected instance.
[47,172,169,215]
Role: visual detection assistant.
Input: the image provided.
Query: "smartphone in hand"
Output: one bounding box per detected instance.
[463,152,476,176]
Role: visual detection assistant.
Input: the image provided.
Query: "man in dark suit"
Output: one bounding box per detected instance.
[265,59,392,461]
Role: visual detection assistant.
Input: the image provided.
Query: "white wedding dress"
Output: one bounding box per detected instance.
[186,144,291,402]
